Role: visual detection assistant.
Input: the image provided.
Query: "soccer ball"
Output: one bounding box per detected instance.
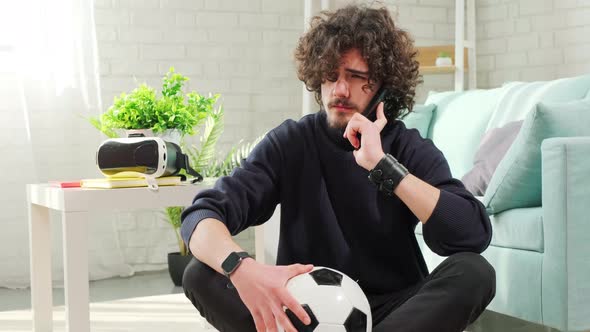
[280,266,372,332]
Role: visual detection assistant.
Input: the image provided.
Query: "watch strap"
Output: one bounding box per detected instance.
[235,251,250,259]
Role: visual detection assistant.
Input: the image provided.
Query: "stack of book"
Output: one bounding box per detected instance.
[50,176,183,189]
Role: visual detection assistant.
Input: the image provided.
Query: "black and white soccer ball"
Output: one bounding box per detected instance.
[280,266,372,332]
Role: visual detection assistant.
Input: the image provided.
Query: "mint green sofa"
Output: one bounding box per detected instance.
[410,75,590,332]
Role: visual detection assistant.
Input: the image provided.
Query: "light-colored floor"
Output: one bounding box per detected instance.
[0,270,559,332]
[0,270,216,332]
[0,293,215,332]
[0,270,182,312]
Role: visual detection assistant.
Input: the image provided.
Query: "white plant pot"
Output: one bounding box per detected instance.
[124,129,182,145]
[435,57,453,67]
[159,129,182,145]
[125,129,154,138]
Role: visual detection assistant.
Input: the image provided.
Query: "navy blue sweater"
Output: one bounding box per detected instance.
[181,112,492,294]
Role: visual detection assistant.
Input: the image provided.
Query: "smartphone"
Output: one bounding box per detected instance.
[363,87,387,120]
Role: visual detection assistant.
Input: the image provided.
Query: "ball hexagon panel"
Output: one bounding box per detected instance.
[344,307,368,332]
[286,272,353,324]
[285,304,319,331]
[309,268,343,286]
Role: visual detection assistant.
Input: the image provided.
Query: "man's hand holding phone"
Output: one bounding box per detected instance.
[343,101,387,171]
[230,259,314,332]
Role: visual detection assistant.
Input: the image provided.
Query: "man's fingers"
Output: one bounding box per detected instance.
[252,310,266,332]
[343,117,362,149]
[375,102,387,131]
[343,113,363,136]
[272,304,297,332]
[345,129,360,149]
[375,102,385,120]
[260,306,278,332]
[288,263,314,278]
[279,289,312,326]
[282,265,313,326]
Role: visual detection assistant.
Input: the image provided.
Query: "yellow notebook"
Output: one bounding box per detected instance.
[80,176,182,189]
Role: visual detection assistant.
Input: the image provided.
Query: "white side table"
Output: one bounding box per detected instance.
[27,179,264,332]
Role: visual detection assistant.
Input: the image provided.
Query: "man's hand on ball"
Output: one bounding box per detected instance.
[343,102,387,170]
[231,258,314,332]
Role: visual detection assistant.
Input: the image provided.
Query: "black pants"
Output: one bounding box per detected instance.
[183,252,496,332]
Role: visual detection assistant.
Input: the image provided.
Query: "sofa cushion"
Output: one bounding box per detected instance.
[424,88,509,178]
[488,206,543,252]
[484,99,590,214]
[461,120,523,196]
[486,74,590,131]
[415,203,543,253]
[400,104,436,138]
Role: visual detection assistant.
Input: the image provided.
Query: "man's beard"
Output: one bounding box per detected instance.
[322,111,356,152]
[325,97,359,130]
[326,112,349,131]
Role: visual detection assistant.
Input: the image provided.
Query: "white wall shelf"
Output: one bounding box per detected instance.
[417,0,477,91]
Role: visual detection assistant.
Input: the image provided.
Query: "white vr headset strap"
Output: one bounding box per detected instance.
[145,176,159,191]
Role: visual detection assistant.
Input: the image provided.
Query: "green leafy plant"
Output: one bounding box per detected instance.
[89,67,219,138]
[164,205,186,255]
[438,51,451,58]
[199,135,264,178]
[188,105,225,175]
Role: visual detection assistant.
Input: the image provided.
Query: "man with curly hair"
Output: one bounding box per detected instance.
[181,5,495,332]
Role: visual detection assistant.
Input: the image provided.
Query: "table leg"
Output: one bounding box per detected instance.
[62,211,89,332]
[28,203,53,332]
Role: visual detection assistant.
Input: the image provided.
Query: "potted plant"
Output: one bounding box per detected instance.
[88,67,225,286]
[89,67,219,142]
[162,102,224,287]
[164,206,191,286]
[435,51,453,67]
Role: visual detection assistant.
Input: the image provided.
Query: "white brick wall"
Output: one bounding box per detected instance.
[477,0,590,88]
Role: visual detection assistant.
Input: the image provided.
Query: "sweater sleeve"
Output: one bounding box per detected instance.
[180,129,282,247]
[396,125,492,256]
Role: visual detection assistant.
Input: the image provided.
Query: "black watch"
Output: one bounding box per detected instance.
[221,251,251,278]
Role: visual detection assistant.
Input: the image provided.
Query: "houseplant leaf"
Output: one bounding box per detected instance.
[191,105,225,174]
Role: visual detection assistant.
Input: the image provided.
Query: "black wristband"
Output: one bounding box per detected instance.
[368,154,409,196]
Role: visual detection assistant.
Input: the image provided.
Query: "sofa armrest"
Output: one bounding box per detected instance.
[541,136,590,331]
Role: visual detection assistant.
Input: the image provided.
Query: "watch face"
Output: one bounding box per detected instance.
[222,252,241,275]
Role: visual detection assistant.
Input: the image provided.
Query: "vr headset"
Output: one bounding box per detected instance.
[96,136,203,188]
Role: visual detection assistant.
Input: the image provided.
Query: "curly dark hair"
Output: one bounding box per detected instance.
[294,5,422,122]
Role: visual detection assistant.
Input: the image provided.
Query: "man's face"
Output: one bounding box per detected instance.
[320,48,380,130]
